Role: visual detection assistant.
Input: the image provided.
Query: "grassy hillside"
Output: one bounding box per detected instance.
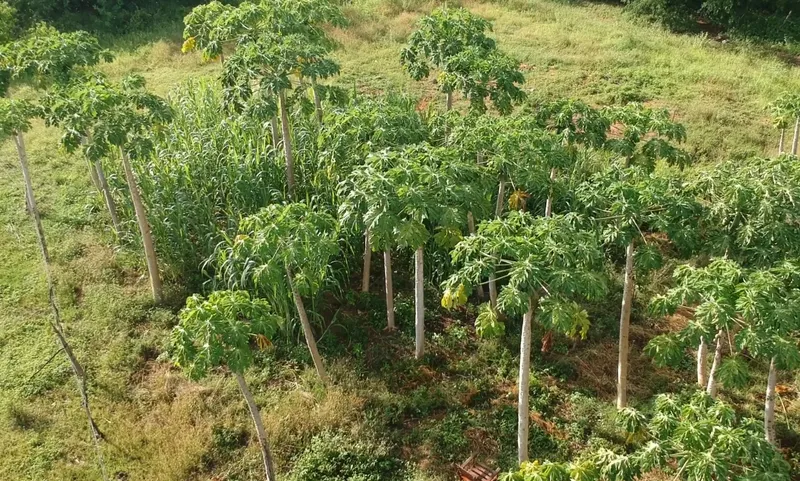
[1,1,799,480]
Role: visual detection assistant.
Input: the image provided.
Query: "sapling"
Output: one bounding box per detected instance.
[171,290,281,481]
[215,203,339,385]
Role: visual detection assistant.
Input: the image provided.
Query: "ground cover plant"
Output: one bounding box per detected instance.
[2,1,800,481]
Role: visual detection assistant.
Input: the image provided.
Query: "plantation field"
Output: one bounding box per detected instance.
[1,1,799,480]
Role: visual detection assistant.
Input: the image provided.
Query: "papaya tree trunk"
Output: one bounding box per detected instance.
[80,135,100,191]
[540,169,557,350]
[234,372,277,481]
[270,116,280,152]
[792,117,800,155]
[778,128,785,154]
[384,250,395,330]
[467,212,483,300]
[697,337,708,387]
[95,158,122,237]
[765,357,778,445]
[706,330,724,398]
[518,293,539,463]
[286,266,329,385]
[489,180,506,308]
[361,230,371,293]
[15,132,108,481]
[311,78,323,124]
[414,246,425,359]
[278,90,296,199]
[544,167,557,217]
[616,241,635,409]
[121,148,163,304]
[446,91,453,111]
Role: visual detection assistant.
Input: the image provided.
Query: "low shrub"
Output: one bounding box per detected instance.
[289,431,406,481]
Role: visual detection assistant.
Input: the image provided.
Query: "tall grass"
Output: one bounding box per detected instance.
[137,79,286,284]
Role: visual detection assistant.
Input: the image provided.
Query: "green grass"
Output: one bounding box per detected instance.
[2,0,800,479]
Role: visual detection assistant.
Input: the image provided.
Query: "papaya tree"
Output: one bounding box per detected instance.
[734,263,800,445]
[647,258,745,397]
[401,7,524,113]
[185,0,344,198]
[181,0,236,63]
[341,145,486,353]
[0,23,113,223]
[581,166,701,409]
[530,98,609,217]
[1,97,108,481]
[649,259,800,445]
[321,94,429,295]
[443,212,606,463]
[694,155,800,267]
[40,73,172,304]
[449,114,560,305]
[171,290,280,481]
[214,203,338,385]
[583,104,693,409]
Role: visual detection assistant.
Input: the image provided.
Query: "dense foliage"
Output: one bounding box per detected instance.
[2,2,800,480]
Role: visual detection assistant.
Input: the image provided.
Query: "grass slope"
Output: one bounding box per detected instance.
[1,0,799,479]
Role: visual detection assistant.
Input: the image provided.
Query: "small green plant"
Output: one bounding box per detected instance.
[289,431,406,481]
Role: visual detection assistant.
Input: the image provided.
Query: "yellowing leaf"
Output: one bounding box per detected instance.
[181,36,197,54]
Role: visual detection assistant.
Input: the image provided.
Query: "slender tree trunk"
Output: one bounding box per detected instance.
[121,148,163,304]
[778,128,786,155]
[489,180,505,308]
[697,337,709,388]
[384,250,395,330]
[445,91,453,111]
[88,160,101,192]
[286,266,329,385]
[544,167,557,217]
[24,181,33,215]
[278,90,296,199]
[616,241,635,409]
[85,133,121,235]
[467,212,483,300]
[95,158,122,237]
[518,293,539,464]
[234,372,277,481]
[414,246,425,359]
[15,133,108,481]
[765,357,778,445]
[270,116,280,152]
[706,330,724,398]
[793,117,800,155]
[540,170,558,351]
[361,230,371,293]
[311,78,323,124]
[81,135,101,192]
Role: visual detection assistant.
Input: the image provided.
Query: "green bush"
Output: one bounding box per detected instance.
[289,432,406,481]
